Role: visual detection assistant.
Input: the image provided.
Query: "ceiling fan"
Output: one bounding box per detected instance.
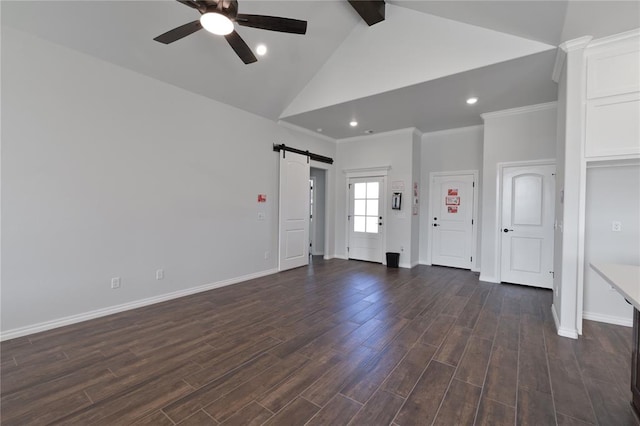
[154,0,308,64]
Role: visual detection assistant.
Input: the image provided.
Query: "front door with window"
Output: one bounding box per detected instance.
[348,178,384,263]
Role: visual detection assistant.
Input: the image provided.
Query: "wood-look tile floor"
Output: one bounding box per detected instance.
[1,258,637,425]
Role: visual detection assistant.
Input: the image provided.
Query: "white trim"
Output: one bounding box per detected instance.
[332,254,349,260]
[337,127,419,144]
[479,274,499,283]
[399,262,413,269]
[560,36,593,53]
[427,170,479,271]
[343,166,391,178]
[587,28,639,49]
[277,120,337,144]
[0,268,278,341]
[552,47,566,84]
[583,311,633,327]
[586,158,640,169]
[481,102,557,121]
[422,124,484,139]
[552,304,579,339]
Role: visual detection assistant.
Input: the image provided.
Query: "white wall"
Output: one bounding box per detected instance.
[419,125,484,267]
[335,128,417,267]
[479,103,558,283]
[1,27,336,337]
[583,164,639,326]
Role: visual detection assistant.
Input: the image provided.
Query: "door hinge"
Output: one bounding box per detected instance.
[472,182,475,188]
[470,256,473,262]
[348,183,352,189]
[348,215,351,221]
[471,219,474,225]
[347,247,350,252]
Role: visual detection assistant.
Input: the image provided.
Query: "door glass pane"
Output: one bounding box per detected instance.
[354,200,366,216]
[366,200,378,217]
[366,216,379,233]
[354,182,366,199]
[354,216,365,232]
[367,182,379,198]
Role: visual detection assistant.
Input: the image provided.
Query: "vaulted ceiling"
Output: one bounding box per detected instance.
[3,1,639,139]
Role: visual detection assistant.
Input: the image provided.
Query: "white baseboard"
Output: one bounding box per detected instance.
[583,311,633,327]
[419,259,431,266]
[399,262,412,269]
[333,254,348,260]
[479,274,499,283]
[0,268,279,341]
[551,304,579,339]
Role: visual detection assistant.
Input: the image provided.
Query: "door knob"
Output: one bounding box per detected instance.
[433,223,440,227]
[503,228,514,233]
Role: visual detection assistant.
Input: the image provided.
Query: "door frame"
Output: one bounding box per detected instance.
[309,161,331,260]
[496,159,555,283]
[427,170,479,271]
[344,166,390,264]
[309,175,316,256]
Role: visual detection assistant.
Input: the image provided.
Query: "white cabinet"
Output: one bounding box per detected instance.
[585,93,640,157]
[585,34,640,159]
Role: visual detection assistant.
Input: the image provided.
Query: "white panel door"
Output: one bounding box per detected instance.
[500,164,555,288]
[431,175,474,269]
[348,178,384,263]
[279,152,310,271]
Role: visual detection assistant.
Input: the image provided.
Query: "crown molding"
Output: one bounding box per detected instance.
[559,36,593,53]
[552,46,566,83]
[588,28,640,49]
[552,36,592,83]
[422,124,484,139]
[337,127,419,144]
[277,120,337,144]
[480,101,557,121]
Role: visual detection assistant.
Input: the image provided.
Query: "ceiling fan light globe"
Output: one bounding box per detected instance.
[200,12,234,35]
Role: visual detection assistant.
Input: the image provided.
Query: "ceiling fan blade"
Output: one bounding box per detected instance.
[235,14,307,34]
[225,30,258,64]
[154,20,203,44]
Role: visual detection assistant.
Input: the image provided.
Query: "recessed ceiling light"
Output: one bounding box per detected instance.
[256,44,267,56]
[349,120,358,127]
[200,12,234,36]
[316,128,323,132]
[466,97,478,105]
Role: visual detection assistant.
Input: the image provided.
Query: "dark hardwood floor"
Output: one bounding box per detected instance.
[1,258,637,425]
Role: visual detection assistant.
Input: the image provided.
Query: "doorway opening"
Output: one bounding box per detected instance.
[310,168,326,257]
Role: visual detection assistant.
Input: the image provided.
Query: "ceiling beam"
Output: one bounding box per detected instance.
[348,0,385,26]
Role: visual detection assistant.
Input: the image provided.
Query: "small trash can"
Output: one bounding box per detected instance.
[386,252,400,268]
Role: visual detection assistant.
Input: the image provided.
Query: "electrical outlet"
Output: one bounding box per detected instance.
[612,221,622,232]
[111,277,121,289]
[257,212,265,221]
[156,269,164,280]
[264,251,270,260]
[400,246,404,252]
